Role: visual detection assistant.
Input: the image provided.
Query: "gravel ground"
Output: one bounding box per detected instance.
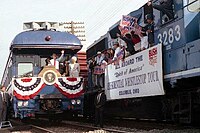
[84,129,200,133]
[134,129,200,133]
[4,118,200,133]
[85,130,109,133]
[45,126,90,133]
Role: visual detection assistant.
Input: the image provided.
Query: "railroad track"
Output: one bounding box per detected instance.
[2,118,199,133]
[62,120,128,133]
[1,118,127,133]
[32,118,129,133]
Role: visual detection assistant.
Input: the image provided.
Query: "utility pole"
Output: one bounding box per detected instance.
[71,21,75,34]
[60,21,87,50]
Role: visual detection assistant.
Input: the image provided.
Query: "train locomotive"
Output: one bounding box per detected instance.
[85,0,200,124]
[1,27,87,119]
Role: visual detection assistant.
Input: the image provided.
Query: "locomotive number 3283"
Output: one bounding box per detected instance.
[157,25,181,46]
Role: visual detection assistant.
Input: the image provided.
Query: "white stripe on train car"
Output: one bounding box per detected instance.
[164,67,200,79]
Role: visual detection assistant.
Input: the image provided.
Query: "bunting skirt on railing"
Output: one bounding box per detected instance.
[13,77,84,100]
[54,77,84,98]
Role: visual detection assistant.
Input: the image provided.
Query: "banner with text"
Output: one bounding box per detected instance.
[105,44,164,100]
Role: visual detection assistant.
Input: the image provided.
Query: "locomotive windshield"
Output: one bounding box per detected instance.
[18,63,33,77]
[187,0,199,12]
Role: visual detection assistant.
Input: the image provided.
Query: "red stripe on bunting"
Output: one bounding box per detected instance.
[21,78,32,82]
[54,83,84,98]
[66,77,77,82]
[14,84,46,100]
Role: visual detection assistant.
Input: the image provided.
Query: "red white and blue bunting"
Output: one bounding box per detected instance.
[13,77,84,100]
[13,77,45,100]
[54,77,84,98]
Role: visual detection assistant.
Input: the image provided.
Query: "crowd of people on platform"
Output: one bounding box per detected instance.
[88,13,155,89]
[92,0,175,126]
[90,13,157,128]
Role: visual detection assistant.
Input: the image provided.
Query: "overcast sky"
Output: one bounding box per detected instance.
[0,0,147,79]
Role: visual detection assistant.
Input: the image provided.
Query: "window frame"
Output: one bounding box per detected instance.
[187,0,199,12]
[17,62,33,77]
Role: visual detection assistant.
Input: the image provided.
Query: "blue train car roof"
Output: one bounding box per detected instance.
[10,30,82,49]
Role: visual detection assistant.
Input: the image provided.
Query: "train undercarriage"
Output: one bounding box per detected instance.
[84,76,200,125]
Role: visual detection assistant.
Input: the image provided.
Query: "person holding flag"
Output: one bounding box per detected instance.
[117,32,136,55]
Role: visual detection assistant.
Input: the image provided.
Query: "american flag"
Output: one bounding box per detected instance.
[117,49,124,60]
[94,66,103,75]
[119,15,142,36]
[134,23,142,35]
[120,15,135,28]
[113,49,124,65]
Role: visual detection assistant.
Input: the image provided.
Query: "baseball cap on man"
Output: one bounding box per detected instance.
[97,51,101,55]
[120,43,126,47]
[113,41,119,46]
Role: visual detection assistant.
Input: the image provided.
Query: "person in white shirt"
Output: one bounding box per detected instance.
[95,51,103,66]
[50,50,65,70]
[69,56,80,77]
[140,34,149,51]
[112,42,121,61]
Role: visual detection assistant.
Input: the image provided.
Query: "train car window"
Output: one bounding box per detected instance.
[188,0,200,12]
[18,63,33,77]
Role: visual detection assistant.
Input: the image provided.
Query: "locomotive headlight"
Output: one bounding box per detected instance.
[17,101,28,107]
[17,101,23,107]
[23,101,29,106]
[76,99,81,105]
[71,99,76,105]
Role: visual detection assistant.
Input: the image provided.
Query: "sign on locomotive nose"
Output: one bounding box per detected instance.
[105,44,165,100]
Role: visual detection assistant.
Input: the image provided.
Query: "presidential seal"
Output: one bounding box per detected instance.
[43,70,57,85]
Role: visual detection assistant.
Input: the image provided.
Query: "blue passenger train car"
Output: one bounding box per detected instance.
[1,29,86,119]
[86,0,200,124]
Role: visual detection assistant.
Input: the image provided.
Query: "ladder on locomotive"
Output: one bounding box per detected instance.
[179,92,192,124]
